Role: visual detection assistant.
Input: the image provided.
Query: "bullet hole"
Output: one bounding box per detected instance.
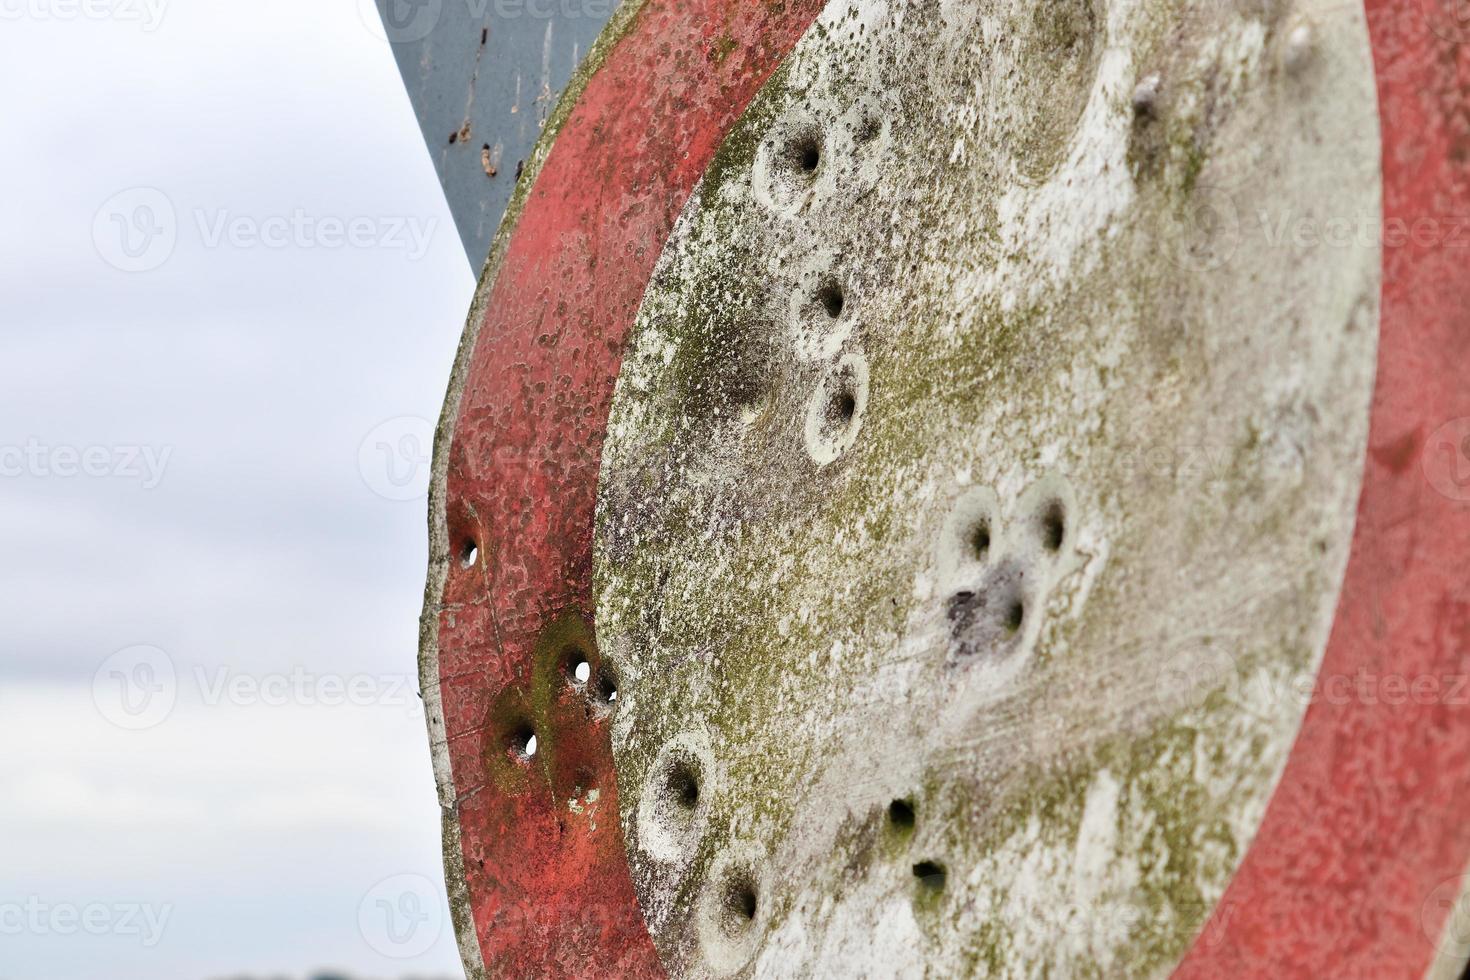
[666,760,701,812]
[970,521,992,560]
[595,670,619,705]
[720,872,760,937]
[887,799,916,832]
[793,134,822,174]
[831,387,858,426]
[507,723,538,761]
[1006,599,1025,633]
[913,861,947,892]
[1041,501,1066,552]
[817,279,845,319]
[945,562,1030,660]
[1132,74,1161,119]
[563,647,591,687]
[461,539,479,569]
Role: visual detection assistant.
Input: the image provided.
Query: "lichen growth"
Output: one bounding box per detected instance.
[593,0,1380,976]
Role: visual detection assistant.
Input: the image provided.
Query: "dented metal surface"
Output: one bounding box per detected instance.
[594,0,1381,974]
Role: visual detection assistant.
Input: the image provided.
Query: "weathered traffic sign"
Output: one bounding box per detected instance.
[396,0,1470,975]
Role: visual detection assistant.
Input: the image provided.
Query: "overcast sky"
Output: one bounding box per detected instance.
[0,2,475,976]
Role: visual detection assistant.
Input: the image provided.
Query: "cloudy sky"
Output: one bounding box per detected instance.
[0,2,475,976]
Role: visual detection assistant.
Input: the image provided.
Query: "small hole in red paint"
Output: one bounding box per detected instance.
[563,646,592,687]
[461,539,479,569]
[507,723,537,761]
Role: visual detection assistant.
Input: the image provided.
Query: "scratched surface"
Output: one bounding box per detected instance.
[374,0,616,269]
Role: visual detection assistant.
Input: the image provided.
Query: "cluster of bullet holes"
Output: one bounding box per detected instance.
[494,641,619,778]
[940,481,1074,666]
[886,798,947,902]
[751,101,888,468]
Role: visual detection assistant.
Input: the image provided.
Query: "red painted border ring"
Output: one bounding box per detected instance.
[421,1,1470,976]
